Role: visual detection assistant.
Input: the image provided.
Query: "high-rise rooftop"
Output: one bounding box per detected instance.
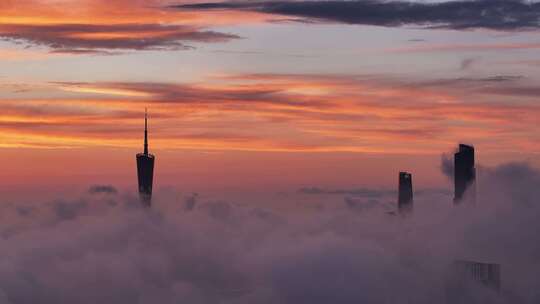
[398,171,413,213]
[454,144,475,203]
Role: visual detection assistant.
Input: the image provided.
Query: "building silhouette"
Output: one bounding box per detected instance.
[136,109,155,206]
[454,144,475,203]
[452,260,501,291]
[398,171,413,213]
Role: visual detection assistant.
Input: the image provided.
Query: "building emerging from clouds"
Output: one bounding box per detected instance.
[398,171,413,213]
[136,109,155,206]
[454,144,476,203]
[452,260,501,291]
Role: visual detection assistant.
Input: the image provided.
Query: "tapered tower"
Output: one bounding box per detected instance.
[398,171,413,213]
[136,109,155,206]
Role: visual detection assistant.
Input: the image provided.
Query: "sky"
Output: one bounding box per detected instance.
[1,0,540,200]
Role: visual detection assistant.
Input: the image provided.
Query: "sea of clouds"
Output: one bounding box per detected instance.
[0,161,539,303]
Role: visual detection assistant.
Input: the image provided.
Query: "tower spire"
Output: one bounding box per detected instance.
[144,108,148,155]
[137,107,155,207]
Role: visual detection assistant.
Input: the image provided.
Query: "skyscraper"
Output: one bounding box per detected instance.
[452,260,501,291]
[454,144,475,203]
[398,171,413,213]
[136,109,155,206]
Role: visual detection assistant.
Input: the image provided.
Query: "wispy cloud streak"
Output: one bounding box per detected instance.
[0,23,239,52]
[0,73,539,153]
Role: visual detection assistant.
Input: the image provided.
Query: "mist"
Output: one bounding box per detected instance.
[0,162,539,303]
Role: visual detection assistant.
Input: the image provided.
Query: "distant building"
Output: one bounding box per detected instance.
[453,260,501,291]
[398,172,413,213]
[454,144,476,203]
[136,109,155,206]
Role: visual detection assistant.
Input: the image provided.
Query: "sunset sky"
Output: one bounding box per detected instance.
[1,0,539,200]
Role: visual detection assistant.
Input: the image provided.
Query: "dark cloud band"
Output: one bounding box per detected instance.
[175,0,540,31]
[0,23,240,52]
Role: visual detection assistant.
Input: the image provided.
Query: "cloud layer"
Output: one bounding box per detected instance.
[1,73,538,153]
[0,161,539,303]
[0,23,239,53]
[176,0,540,31]
[0,0,247,53]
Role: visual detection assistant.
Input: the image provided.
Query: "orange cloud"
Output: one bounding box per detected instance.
[0,0,266,54]
[0,73,538,155]
[0,48,55,60]
[0,23,239,52]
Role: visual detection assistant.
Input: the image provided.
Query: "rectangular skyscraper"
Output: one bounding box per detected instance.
[136,109,155,206]
[398,172,413,213]
[454,144,475,203]
[452,260,501,291]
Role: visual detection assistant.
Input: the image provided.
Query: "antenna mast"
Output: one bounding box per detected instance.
[144,108,148,155]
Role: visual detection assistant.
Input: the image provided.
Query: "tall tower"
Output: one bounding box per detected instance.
[398,171,413,213]
[136,109,155,206]
[454,144,475,204]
